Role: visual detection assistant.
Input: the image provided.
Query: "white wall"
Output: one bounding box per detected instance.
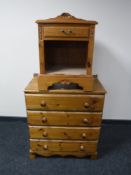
[0,0,131,119]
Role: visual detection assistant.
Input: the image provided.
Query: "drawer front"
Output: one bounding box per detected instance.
[29,126,100,140]
[27,111,102,126]
[43,27,89,38]
[25,94,104,112]
[30,140,97,153]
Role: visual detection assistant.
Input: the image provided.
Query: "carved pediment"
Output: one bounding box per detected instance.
[57,13,76,18]
[36,12,97,25]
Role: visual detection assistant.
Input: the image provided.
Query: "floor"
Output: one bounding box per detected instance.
[0,119,131,175]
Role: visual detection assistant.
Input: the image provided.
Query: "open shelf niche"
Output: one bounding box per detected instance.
[44,40,88,75]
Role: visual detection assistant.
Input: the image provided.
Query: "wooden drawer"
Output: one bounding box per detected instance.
[29,126,100,140]
[43,26,89,38]
[25,94,104,112]
[27,111,102,126]
[30,140,97,154]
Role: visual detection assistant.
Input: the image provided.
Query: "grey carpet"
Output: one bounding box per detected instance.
[0,119,131,175]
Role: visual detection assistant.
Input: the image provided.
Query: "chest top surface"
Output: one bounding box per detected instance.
[25,76,106,95]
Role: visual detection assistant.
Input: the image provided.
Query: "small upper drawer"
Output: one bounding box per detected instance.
[43,26,89,38]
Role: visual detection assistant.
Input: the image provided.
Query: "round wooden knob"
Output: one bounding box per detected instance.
[42,117,47,123]
[60,29,65,33]
[82,133,86,139]
[83,118,89,123]
[43,144,48,150]
[41,101,46,107]
[43,131,48,137]
[84,102,89,108]
[67,29,72,34]
[80,145,84,151]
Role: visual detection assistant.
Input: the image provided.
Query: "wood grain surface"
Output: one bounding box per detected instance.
[30,139,97,153]
[25,94,104,111]
[27,111,102,126]
[29,126,100,140]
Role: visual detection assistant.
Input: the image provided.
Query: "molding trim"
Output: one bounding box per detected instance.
[0,116,131,125]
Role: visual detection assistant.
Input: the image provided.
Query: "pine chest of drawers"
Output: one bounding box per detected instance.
[24,13,106,159]
[25,77,106,159]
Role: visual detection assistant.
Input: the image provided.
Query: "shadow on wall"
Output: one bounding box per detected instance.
[93,41,131,119]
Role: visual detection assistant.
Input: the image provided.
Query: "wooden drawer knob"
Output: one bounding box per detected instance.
[84,102,89,108]
[60,29,65,33]
[80,145,84,151]
[83,118,89,123]
[67,29,72,34]
[82,133,86,139]
[43,144,48,150]
[40,101,46,107]
[42,117,47,123]
[43,131,48,137]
